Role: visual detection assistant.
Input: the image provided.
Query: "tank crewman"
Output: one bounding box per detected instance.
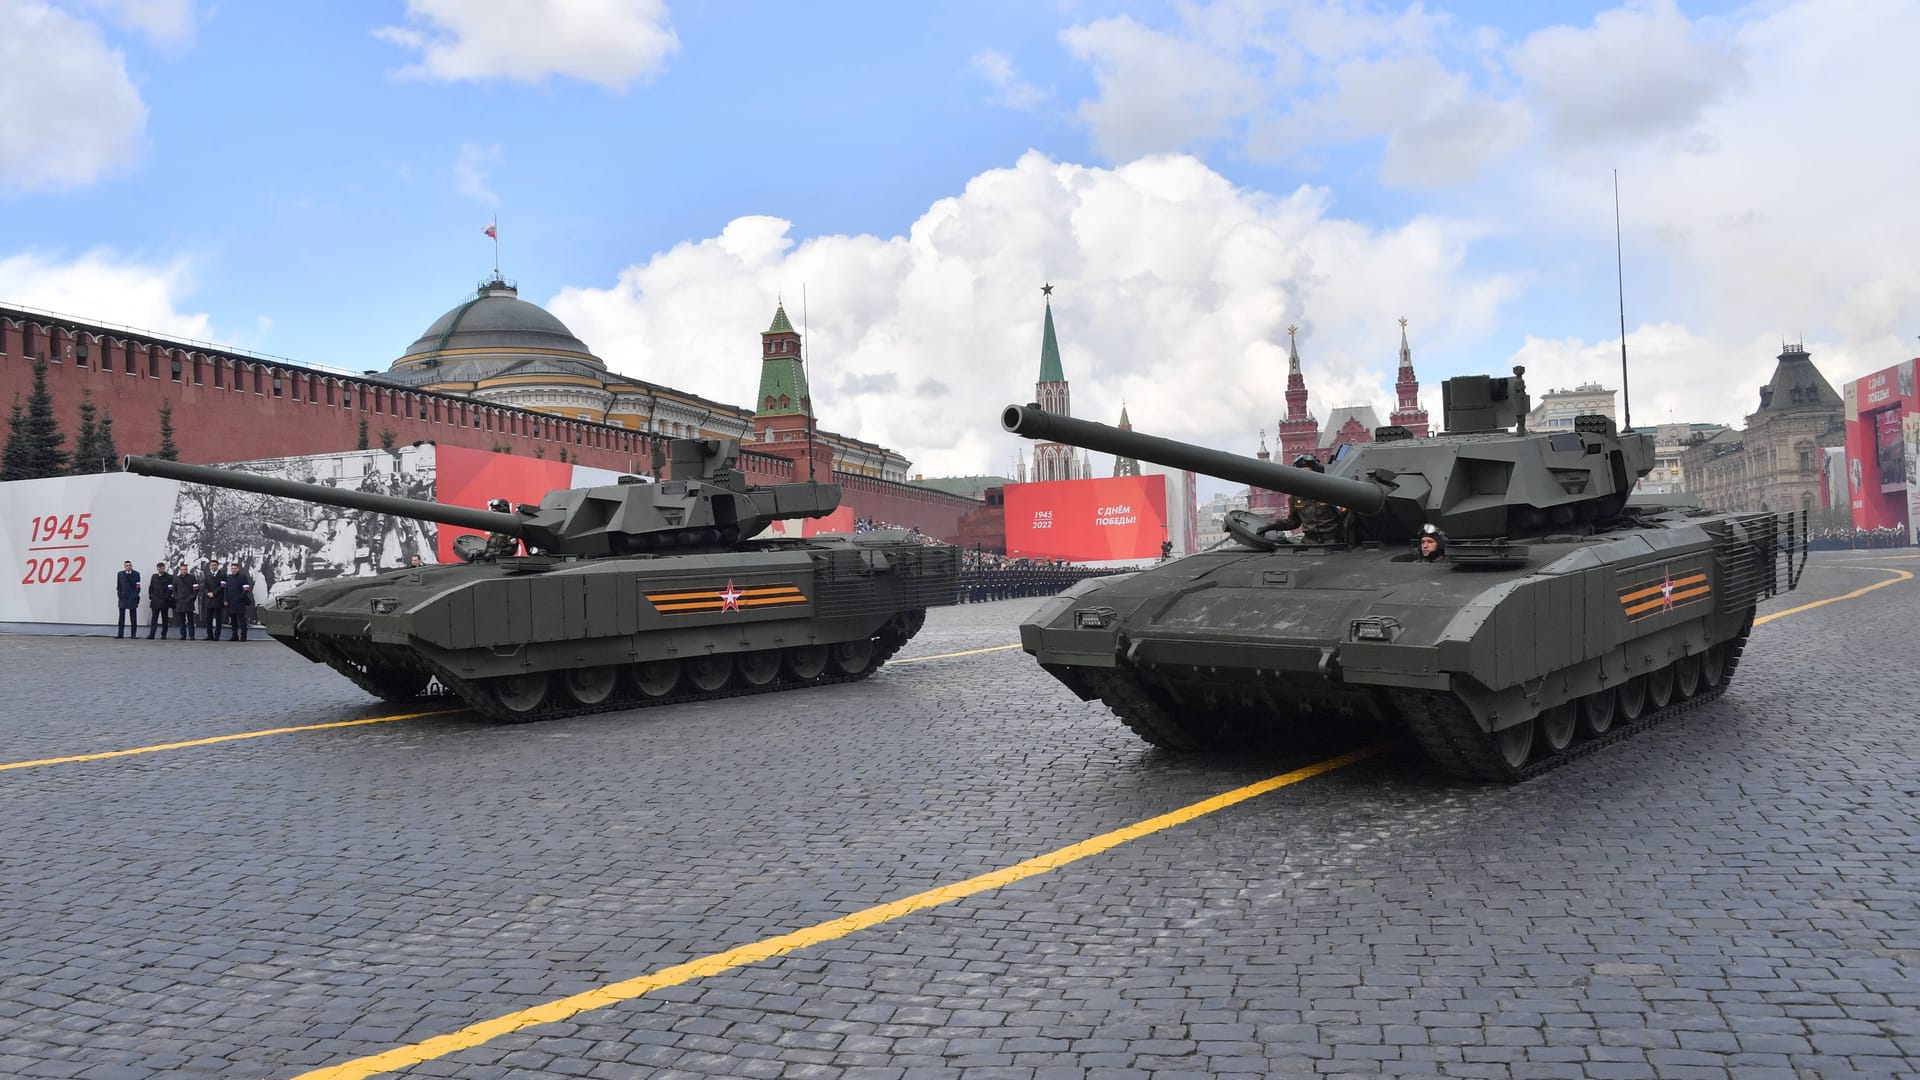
[482,498,521,557]
[173,562,200,639]
[1418,523,1449,563]
[1257,454,1352,546]
[146,562,174,639]
[114,561,142,639]
[202,559,226,643]
[223,562,254,641]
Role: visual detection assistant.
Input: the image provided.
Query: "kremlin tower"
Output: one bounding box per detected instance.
[1030,284,1087,482]
[1112,404,1140,477]
[1276,325,1320,463]
[1388,317,1430,437]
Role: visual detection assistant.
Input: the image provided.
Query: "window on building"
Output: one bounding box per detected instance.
[74,337,88,367]
[148,350,159,378]
[125,343,136,375]
[272,372,283,397]
[170,356,182,381]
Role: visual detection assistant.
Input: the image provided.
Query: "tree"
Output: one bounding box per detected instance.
[72,391,106,473]
[156,400,180,460]
[356,416,369,451]
[98,408,120,471]
[379,427,397,450]
[1,396,30,481]
[15,357,69,478]
[558,447,568,464]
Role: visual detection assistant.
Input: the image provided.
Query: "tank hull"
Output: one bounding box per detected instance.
[1021,510,1801,780]
[259,534,959,720]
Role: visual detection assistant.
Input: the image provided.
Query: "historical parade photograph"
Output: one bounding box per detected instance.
[1,1,1917,1078]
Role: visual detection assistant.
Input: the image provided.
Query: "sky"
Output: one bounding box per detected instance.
[2,0,1916,486]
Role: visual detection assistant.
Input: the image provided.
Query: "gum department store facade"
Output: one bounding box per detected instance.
[0,277,976,536]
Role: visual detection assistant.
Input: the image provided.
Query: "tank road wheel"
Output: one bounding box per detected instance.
[1673,653,1703,699]
[1617,675,1649,721]
[785,644,829,680]
[686,654,732,693]
[1699,642,1727,689]
[489,673,550,718]
[1580,688,1617,737]
[829,638,876,676]
[561,666,619,707]
[1646,664,1676,710]
[628,659,680,700]
[1538,703,1577,754]
[736,649,782,688]
[1493,718,1536,770]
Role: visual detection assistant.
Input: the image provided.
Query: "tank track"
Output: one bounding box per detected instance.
[316,652,456,704]
[1389,623,1752,782]
[412,615,922,724]
[1082,671,1226,751]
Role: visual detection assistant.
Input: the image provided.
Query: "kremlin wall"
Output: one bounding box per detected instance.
[0,282,977,540]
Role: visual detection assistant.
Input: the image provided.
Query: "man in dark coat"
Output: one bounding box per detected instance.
[203,559,226,643]
[223,562,253,641]
[146,562,174,639]
[114,561,141,639]
[173,562,200,639]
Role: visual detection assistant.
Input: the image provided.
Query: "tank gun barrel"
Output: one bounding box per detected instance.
[1000,405,1387,515]
[260,521,328,551]
[125,455,524,537]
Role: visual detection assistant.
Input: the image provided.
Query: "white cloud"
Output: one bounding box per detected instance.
[374,0,679,90]
[550,151,1514,477]
[454,142,502,206]
[0,1,148,193]
[970,49,1046,110]
[0,250,211,341]
[1511,0,1742,145]
[74,0,194,44]
[1062,15,1261,161]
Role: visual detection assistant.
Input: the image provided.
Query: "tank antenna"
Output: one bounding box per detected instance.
[1614,169,1632,432]
[802,284,818,486]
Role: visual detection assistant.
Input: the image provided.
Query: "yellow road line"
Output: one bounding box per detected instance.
[1754,567,1911,626]
[890,643,1022,664]
[0,709,460,773]
[290,744,1387,1080]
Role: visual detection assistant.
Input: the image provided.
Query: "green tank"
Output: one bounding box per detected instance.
[1002,366,1807,780]
[125,440,958,721]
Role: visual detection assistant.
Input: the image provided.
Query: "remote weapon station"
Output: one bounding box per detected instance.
[126,439,959,721]
[1002,367,1805,780]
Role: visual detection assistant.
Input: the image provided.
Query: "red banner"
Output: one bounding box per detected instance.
[432,445,575,560]
[1003,475,1167,561]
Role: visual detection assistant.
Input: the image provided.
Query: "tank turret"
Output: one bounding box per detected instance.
[125,437,842,556]
[1002,367,1654,541]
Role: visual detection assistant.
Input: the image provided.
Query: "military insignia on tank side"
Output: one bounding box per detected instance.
[646,581,806,615]
[1617,566,1711,622]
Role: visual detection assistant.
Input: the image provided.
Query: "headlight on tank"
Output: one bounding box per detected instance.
[370,597,400,614]
[1350,616,1400,642]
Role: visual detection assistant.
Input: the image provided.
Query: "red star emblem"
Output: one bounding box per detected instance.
[718,580,743,612]
[1660,573,1676,610]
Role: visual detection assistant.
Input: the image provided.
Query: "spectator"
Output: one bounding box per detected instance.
[174,562,200,640]
[146,562,174,639]
[203,560,227,644]
[223,562,254,641]
[114,561,141,639]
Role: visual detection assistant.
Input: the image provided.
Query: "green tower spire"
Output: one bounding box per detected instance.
[1038,291,1064,383]
[755,300,810,417]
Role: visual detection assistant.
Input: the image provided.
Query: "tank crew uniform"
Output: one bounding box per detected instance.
[115,565,141,638]
[146,565,174,639]
[1262,496,1350,546]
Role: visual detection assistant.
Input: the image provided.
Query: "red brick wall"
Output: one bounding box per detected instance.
[1,311,979,537]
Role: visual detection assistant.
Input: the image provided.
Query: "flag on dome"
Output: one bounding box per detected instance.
[483,224,497,239]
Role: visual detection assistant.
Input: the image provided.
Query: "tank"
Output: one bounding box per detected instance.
[1002,366,1808,781]
[125,438,960,721]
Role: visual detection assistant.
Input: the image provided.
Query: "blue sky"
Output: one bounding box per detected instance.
[3,0,1914,478]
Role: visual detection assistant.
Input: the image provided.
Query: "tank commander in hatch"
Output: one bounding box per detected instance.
[1257,453,1353,547]
[1418,523,1449,563]
[482,498,521,557]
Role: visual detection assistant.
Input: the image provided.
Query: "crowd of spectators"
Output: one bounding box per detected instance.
[956,551,1144,603]
[851,517,945,546]
[1810,526,1912,551]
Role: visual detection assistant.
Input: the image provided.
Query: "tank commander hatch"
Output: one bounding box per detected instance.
[1257,453,1353,546]
[482,497,520,557]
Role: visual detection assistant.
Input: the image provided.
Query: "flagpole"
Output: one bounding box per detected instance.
[492,215,500,277]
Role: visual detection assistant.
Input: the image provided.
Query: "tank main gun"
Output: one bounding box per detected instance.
[1002,367,1655,542]
[125,436,844,556]
[1001,405,1389,514]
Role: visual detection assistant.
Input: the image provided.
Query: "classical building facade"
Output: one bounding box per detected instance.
[1680,343,1844,515]
[1527,383,1617,431]
[380,276,909,481]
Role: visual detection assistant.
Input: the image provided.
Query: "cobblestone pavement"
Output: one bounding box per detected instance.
[0,554,1915,1079]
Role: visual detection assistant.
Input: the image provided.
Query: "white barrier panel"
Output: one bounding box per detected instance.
[1,472,181,629]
